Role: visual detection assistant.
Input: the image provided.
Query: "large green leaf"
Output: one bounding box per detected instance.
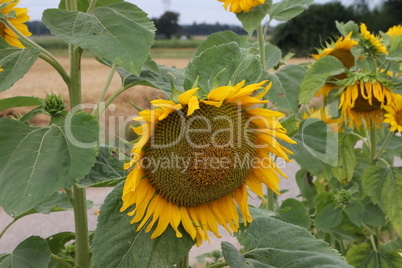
[286,118,337,177]
[43,2,155,75]
[332,133,358,184]
[92,183,195,268]
[242,217,352,267]
[265,42,282,70]
[58,0,124,11]
[266,64,306,114]
[387,35,402,61]
[221,242,248,268]
[0,112,99,216]
[79,145,127,187]
[362,166,402,236]
[0,236,51,268]
[236,1,272,35]
[346,243,402,268]
[195,31,242,57]
[269,0,313,21]
[314,204,343,230]
[275,198,311,229]
[0,38,41,92]
[184,42,262,93]
[0,96,42,111]
[299,56,345,104]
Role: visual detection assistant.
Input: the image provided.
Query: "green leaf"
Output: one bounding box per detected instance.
[0,96,42,111]
[336,21,359,38]
[362,203,386,227]
[314,204,343,229]
[114,58,184,95]
[236,1,272,35]
[346,243,402,268]
[184,42,262,93]
[0,236,51,268]
[344,201,364,227]
[0,112,99,216]
[387,35,402,61]
[195,31,242,57]
[43,2,155,75]
[244,217,353,267]
[362,166,402,236]
[58,0,124,11]
[299,56,345,104]
[79,145,127,187]
[266,64,306,113]
[332,133,358,184]
[0,38,41,92]
[295,169,317,205]
[286,118,337,176]
[265,42,282,70]
[45,232,75,255]
[92,183,195,268]
[221,241,247,268]
[275,198,311,229]
[269,0,314,21]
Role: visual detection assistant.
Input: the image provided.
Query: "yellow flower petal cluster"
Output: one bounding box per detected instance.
[312,32,358,97]
[386,25,402,38]
[218,0,265,13]
[0,0,31,48]
[339,79,394,129]
[360,23,388,55]
[121,80,295,246]
[384,93,402,132]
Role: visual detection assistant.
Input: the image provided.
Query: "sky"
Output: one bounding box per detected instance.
[19,0,378,26]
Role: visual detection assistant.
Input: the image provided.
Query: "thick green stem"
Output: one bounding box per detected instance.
[68,45,83,110]
[176,251,189,268]
[92,63,117,117]
[0,218,18,240]
[267,189,275,211]
[370,127,377,165]
[257,24,266,70]
[51,254,74,268]
[2,19,70,86]
[373,130,395,162]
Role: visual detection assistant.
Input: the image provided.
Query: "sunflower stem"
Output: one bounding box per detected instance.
[369,127,377,165]
[373,130,395,163]
[99,83,134,115]
[87,0,98,12]
[92,62,117,117]
[2,19,70,86]
[51,254,73,268]
[257,24,266,70]
[0,218,18,240]
[266,188,275,211]
[176,251,189,268]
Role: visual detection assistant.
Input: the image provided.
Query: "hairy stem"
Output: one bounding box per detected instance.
[257,24,266,70]
[373,130,395,162]
[92,62,117,117]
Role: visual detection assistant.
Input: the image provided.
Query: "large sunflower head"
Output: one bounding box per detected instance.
[121,80,295,245]
[312,32,358,97]
[386,25,402,38]
[384,93,402,132]
[0,0,31,48]
[359,23,388,55]
[218,0,265,13]
[338,76,394,129]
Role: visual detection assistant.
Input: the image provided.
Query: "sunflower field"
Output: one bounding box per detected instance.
[0,0,402,267]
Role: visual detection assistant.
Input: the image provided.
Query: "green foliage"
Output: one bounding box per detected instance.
[269,0,313,22]
[0,96,42,111]
[0,236,52,267]
[275,198,311,229]
[42,2,155,76]
[346,243,402,268]
[236,1,272,36]
[0,38,41,92]
[362,166,402,237]
[0,113,99,216]
[92,183,195,268]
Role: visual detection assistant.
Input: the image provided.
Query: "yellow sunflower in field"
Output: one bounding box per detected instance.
[121,80,295,246]
[386,25,402,38]
[384,93,402,132]
[0,0,31,48]
[360,23,387,55]
[218,0,265,13]
[312,32,358,97]
[338,77,394,129]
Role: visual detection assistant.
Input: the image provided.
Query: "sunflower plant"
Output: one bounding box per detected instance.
[0,0,386,268]
[298,21,402,266]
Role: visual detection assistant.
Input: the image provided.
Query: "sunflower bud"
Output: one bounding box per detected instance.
[336,190,352,206]
[42,93,67,117]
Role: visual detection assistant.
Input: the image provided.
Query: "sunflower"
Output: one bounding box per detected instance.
[0,0,31,48]
[312,32,358,97]
[218,0,265,13]
[384,93,402,132]
[121,80,295,245]
[386,25,402,38]
[338,78,394,129]
[360,23,387,55]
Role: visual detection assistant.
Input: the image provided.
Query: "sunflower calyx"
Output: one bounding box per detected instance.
[41,93,67,117]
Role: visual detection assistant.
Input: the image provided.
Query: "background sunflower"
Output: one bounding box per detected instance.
[0,0,31,48]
